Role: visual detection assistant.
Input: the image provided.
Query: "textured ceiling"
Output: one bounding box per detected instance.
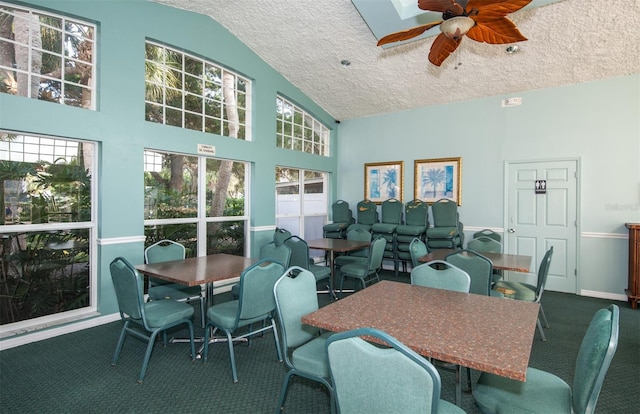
[154,0,640,121]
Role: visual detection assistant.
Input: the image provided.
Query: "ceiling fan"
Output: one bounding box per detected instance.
[377,0,532,66]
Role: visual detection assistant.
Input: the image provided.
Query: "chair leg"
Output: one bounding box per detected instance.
[276,370,295,413]
[537,317,547,341]
[139,329,160,383]
[111,322,129,365]
[224,329,239,383]
[271,318,283,362]
[186,320,196,361]
[539,304,550,328]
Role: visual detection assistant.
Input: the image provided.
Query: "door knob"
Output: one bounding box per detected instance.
[508,228,516,233]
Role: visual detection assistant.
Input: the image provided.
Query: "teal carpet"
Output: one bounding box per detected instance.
[1,271,638,413]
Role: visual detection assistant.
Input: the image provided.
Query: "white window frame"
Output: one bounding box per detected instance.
[276,96,329,156]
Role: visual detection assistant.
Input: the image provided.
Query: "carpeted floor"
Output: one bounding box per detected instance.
[1,270,638,413]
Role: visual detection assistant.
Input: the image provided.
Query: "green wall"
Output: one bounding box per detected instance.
[0,0,338,316]
[337,74,640,298]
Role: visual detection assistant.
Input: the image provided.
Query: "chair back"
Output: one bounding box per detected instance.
[273,227,292,246]
[326,327,442,414]
[431,198,458,227]
[404,199,428,227]
[356,199,378,225]
[467,236,503,254]
[572,305,619,414]
[445,250,493,296]
[259,241,291,268]
[236,259,285,321]
[284,236,311,270]
[368,237,387,272]
[411,260,471,293]
[380,198,403,225]
[346,227,372,258]
[535,246,554,302]
[144,239,185,264]
[110,257,144,321]
[274,267,321,350]
[409,237,428,268]
[473,229,501,243]
[331,200,354,224]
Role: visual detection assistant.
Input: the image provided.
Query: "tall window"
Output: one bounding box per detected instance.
[276,96,329,156]
[144,41,251,140]
[275,167,327,243]
[144,150,248,257]
[0,131,95,328]
[0,2,96,109]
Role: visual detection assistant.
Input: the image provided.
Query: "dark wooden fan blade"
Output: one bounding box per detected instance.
[419,0,464,15]
[428,33,462,66]
[467,0,532,20]
[466,18,527,44]
[377,22,443,46]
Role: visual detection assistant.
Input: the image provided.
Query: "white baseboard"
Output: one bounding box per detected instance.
[0,313,120,351]
[580,290,628,302]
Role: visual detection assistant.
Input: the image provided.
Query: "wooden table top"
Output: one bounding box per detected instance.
[419,249,532,273]
[302,280,539,381]
[306,238,370,253]
[135,253,257,287]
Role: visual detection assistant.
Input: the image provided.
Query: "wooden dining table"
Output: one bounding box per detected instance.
[306,238,371,299]
[135,253,258,354]
[135,253,257,307]
[302,280,539,403]
[419,248,532,273]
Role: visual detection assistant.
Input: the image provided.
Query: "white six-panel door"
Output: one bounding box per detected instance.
[505,160,578,293]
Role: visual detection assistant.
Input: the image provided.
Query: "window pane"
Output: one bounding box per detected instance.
[144,223,197,257]
[205,159,245,217]
[0,229,90,325]
[207,220,244,255]
[143,151,198,220]
[144,41,250,140]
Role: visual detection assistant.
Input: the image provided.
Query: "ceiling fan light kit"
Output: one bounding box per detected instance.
[440,16,475,40]
[377,0,532,66]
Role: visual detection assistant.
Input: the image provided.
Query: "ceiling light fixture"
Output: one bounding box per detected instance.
[439,16,475,40]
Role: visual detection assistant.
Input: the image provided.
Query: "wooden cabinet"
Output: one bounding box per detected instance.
[626,223,640,309]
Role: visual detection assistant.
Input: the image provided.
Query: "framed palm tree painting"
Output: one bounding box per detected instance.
[414,157,462,205]
[364,161,403,204]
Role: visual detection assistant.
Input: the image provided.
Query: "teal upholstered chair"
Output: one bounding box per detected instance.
[326,327,465,414]
[371,198,404,276]
[145,239,205,328]
[474,304,619,414]
[467,236,502,254]
[203,259,285,383]
[467,236,504,284]
[426,198,463,249]
[284,235,331,289]
[493,246,554,340]
[472,229,501,243]
[339,236,386,296]
[334,227,372,268]
[411,260,471,405]
[323,200,354,239]
[347,199,379,232]
[396,199,429,269]
[411,260,470,293]
[109,257,196,383]
[273,267,334,413]
[409,237,429,268]
[445,249,503,298]
[231,230,291,299]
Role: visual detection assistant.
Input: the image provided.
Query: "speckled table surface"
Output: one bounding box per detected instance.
[303,280,539,381]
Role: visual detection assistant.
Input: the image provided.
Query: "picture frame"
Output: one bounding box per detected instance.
[364,161,404,204]
[414,157,462,205]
